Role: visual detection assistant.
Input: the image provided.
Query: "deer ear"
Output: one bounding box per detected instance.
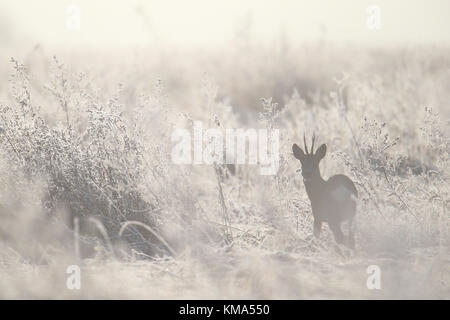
[315,144,327,161]
[292,143,305,161]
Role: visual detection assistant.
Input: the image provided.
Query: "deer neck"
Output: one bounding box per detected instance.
[303,173,325,203]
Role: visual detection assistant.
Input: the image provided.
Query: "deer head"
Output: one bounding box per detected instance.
[292,133,327,181]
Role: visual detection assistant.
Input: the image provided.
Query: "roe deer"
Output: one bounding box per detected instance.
[292,134,358,248]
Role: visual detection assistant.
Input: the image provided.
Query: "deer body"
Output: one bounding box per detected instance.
[293,134,357,248]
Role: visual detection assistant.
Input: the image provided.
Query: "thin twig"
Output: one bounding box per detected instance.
[383,170,420,223]
[214,164,233,243]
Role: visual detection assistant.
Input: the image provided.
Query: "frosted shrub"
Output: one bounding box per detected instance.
[1,58,163,258]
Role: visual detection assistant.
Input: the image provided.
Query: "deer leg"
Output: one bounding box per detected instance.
[313,219,322,238]
[329,222,344,245]
[347,218,355,249]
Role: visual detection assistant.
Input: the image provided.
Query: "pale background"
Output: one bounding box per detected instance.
[1,0,450,50]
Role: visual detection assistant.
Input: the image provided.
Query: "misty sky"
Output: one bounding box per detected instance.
[1,0,450,49]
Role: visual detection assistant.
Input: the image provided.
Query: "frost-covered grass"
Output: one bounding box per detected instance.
[0,44,448,299]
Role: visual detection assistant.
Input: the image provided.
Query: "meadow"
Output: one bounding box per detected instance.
[0,42,448,298]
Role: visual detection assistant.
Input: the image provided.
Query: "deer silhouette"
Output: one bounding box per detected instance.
[293,134,358,248]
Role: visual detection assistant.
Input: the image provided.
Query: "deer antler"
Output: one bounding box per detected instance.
[303,133,309,154]
[311,132,316,154]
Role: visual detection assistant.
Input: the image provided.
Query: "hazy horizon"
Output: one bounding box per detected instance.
[1,0,450,52]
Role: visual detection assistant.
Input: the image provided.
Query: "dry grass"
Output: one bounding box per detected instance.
[0,43,448,299]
